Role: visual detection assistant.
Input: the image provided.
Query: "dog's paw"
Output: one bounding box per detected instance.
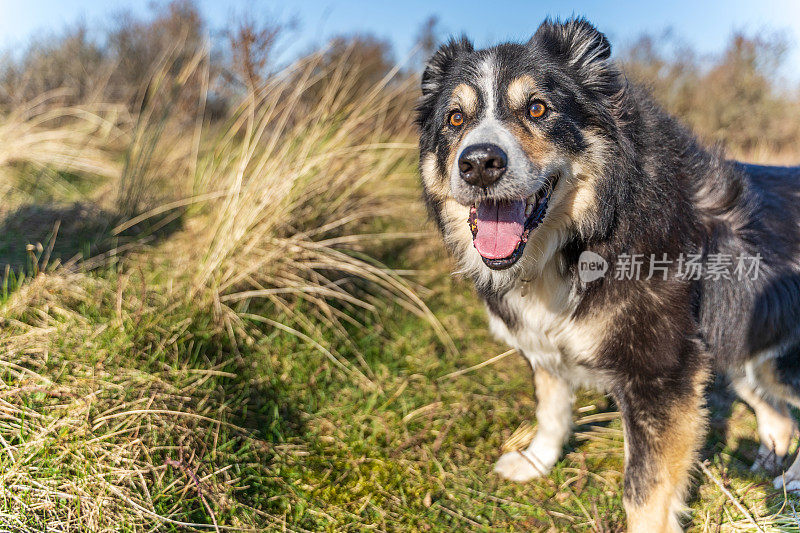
[773,473,800,492]
[493,449,555,482]
[752,444,783,473]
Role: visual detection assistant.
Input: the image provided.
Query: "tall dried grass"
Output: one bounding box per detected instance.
[112,44,454,379]
[0,36,452,529]
[0,92,123,204]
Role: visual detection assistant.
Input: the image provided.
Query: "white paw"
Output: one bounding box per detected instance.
[494,446,558,482]
[773,473,800,492]
[752,444,783,473]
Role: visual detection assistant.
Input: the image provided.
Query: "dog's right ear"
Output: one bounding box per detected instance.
[421,37,473,97]
[416,37,473,128]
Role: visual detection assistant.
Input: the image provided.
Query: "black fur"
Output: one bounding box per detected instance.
[475,282,518,329]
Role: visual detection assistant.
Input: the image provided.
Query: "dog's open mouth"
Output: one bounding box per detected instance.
[468,175,558,270]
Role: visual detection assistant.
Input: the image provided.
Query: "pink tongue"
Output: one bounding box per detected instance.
[473,200,526,259]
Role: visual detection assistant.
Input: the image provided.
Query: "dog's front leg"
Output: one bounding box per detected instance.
[494,366,573,481]
[614,364,707,533]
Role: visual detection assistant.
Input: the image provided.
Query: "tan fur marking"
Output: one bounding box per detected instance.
[451,83,478,116]
[534,365,561,393]
[562,131,607,226]
[507,75,536,109]
[561,171,599,225]
[420,152,450,202]
[567,310,617,368]
[624,370,708,533]
[441,198,472,253]
[508,122,551,162]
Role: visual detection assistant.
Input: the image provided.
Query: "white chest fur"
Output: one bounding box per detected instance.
[484,265,609,390]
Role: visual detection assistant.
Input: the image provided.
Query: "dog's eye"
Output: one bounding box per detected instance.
[449,111,464,127]
[528,101,547,118]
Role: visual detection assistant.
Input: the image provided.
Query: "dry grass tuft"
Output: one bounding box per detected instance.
[0,93,123,205]
[113,48,456,383]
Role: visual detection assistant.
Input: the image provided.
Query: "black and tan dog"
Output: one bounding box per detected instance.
[416,17,800,532]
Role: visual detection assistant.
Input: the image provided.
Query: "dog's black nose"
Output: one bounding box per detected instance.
[458,143,507,188]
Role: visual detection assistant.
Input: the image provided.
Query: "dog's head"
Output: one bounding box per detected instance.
[416,18,624,282]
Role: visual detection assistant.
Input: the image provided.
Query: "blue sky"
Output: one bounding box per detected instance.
[1,1,800,79]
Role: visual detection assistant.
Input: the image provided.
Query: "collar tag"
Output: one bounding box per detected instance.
[519,277,532,298]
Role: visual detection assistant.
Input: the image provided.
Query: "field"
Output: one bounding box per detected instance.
[2,4,800,532]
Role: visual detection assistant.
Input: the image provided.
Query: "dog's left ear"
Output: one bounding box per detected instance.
[532,18,616,91]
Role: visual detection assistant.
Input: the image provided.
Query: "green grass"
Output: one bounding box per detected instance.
[2,237,798,532]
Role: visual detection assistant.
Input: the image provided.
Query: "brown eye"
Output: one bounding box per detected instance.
[449,111,464,127]
[528,101,547,118]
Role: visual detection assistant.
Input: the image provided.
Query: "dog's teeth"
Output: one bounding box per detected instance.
[525,203,533,217]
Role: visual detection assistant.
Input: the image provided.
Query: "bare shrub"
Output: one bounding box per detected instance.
[621,31,800,158]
